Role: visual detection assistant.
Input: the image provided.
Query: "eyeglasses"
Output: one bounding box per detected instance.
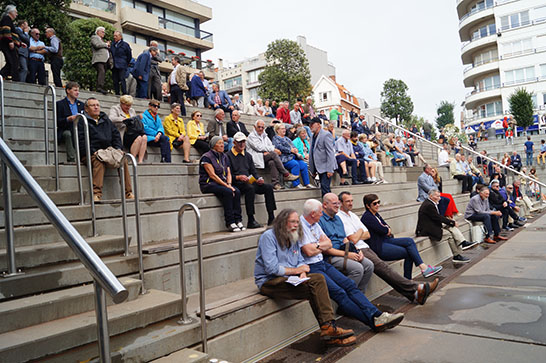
[372,200,381,206]
[149,104,160,108]
[256,126,264,129]
[195,114,202,117]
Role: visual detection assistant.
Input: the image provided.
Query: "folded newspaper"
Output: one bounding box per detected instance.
[286,276,310,286]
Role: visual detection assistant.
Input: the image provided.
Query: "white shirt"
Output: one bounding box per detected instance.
[438,150,449,166]
[169,64,179,85]
[336,210,369,249]
[299,215,325,265]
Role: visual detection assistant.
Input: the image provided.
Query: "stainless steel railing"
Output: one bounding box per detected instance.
[72,114,97,236]
[43,85,59,190]
[119,153,145,294]
[0,76,4,138]
[177,203,207,353]
[0,136,127,363]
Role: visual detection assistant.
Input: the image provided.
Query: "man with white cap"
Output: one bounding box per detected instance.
[228,131,277,227]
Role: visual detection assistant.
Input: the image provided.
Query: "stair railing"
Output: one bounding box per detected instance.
[0,75,4,138]
[43,85,59,190]
[0,136,127,363]
[177,202,207,353]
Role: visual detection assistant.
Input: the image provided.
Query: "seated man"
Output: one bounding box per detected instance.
[246,119,298,190]
[489,165,506,188]
[491,180,525,230]
[460,154,482,186]
[337,191,437,305]
[208,83,234,120]
[450,153,473,193]
[464,185,505,244]
[335,129,361,185]
[512,180,537,218]
[78,98,133,201]
[254,209,356,347]
[437,144,451,168]
[207,109,233,152]
[56,81,84,163]
[299,199,405,331]
[416,189,476,264]
[394,135,413,167]
[416,164,450,215]
[350,131,376,183]
[357,134,385,183]
[370,131,387,165]
[227,132,276,228]
[226,110,249,138]
[383,134,406,166]
[510,151,522,172]
[405,138,426,165]
[466,155,485,185]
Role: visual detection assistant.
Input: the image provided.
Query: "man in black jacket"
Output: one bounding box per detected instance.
[227,132,276,228]
[416,189,475,264]
[56,82,84,162]
[488,180,522,231]
[226,110,249,138]
[78,97,132,201]
[110,31,132,95]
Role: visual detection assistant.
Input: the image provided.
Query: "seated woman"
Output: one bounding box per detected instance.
[109,95,147,163]
[431,167,459,218]
[263,100,274,117]
[186,110,210,155]
[199,136,243,232]
[358,134,385,183]
[142,99,171,163]
[163,103,191,163]
[361,193,442,280]
[292,127,310,163]
[272,123,312,189]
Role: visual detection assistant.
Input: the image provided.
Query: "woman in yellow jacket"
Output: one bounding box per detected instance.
[186,110,210,155]
[163,103,191,163]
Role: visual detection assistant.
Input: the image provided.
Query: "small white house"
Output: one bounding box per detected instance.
[312,75,361,122]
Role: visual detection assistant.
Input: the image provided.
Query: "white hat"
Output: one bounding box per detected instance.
[233,132,247,142]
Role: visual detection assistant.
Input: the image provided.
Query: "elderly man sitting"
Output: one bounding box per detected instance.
[254,209,356,347]
[464,185,505,244]
[208,83,234,120]
[450,153,473,193]
[207,109,233,152]
[246,119,298,190]
[299,199,405,332]
[335,129,362,185]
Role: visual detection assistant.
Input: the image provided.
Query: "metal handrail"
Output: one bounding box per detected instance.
[0,136,127,363]
[177,203,207,353]
[72,114,97,236]
[372,115,546,190]
[119,153,145,294]
[43,85,59,190]
[0,75,4,138]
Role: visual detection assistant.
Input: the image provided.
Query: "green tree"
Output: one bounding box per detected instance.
[435,100,455,129]
[0,0,72,46]
[258,39,312,104]
[380,79,414,123]
[64,18,115,92]
[509,88,535,133]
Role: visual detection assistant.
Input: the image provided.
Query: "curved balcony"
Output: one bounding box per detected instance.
[465,86,501,109]
[456,0,475,18]
[459,7,494,41]
[463,59,499,87]
[461,34,497,64]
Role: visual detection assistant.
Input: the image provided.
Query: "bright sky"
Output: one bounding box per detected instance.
[198,0,468,124]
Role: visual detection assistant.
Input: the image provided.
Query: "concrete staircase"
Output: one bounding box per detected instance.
[1,81,474,362]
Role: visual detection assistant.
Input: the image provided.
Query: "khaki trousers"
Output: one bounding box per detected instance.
[444,226,464,255]
[86,154,132,198]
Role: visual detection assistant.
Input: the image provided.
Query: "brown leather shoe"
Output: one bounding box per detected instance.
[428,278,440,294]
[483,237,496,244]
[416,283,430,305]
[494,235,508,241]
[320,322,354,341]
[325,336,357,347]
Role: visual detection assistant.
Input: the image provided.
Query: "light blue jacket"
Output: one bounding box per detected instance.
[417,172,438,202]
[142,110,165,142]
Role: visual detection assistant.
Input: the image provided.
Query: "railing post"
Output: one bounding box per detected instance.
[72,116,84,205]
[1,161,21,276]
[0,75,4,138]
[43,85,59,190]
[93,279,112,363]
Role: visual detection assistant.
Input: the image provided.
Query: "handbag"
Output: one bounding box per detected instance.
[95,147,124,168]
[106,50,114,70]
[123,116,145,138]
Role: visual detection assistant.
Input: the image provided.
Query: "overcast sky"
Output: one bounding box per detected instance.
[198,0,468,124]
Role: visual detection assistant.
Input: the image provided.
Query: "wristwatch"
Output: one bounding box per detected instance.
[316,242,320,249]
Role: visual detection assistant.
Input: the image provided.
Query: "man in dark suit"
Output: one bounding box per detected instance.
[132,46,157,98]
[56,81,84,162]
[15,20,29,82]
[416,189,475,263]
[309,117,337,196]
[208,83,234,119]
[226,110,249,138]
[110,31,132,95]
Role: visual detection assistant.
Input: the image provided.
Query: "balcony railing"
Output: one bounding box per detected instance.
[74,0,116,14]
[459,0,493,24]
[158,17,213,42]
[463,57,499,73]
[503,77,541,87]
[466,83,501,97]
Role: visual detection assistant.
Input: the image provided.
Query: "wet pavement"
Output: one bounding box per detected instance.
[261,210,546,363]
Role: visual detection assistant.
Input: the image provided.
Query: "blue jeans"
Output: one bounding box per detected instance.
[378,237,423,279]
[309,260,380,329]
[283,159,309,186]
[136,80,148,98]
[336,154,359,181]
[438,196,450,216]
[148,134,171,162]
[526,151,533,166]
[224,137,233,153]
[467,212,500,238]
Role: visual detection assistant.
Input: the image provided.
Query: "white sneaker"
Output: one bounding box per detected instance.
[228,223,241,232]
[371,177,377,182]
[237,222,246,231]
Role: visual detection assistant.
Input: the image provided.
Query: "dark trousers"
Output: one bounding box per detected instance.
[170,84,187,116]
[336,154,358,181]
[148,135,171,162]
[94,62,106,90]
[453,174,473,192]
[318,172,332,196]
[60,129,76,162]
[201,182,242,226]
[234,181,276,221]
[50,57,63,87]
[377,237,423,280]
[0,45,19,81]
[260,274,335,326]
[309,260,380,329]
[136,79,148,98]
[264,152,288,185]
[148,71,161,100]
[192,139,210,154]
[112,67,127,95]
[27,58,46,85]
[355,157,368,181]
[362,248,417,302]
[18,54,28,82]
[500,206,520,228]
[467,213,500,237]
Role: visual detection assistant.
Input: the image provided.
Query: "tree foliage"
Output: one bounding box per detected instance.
[509,88,535,129]
[380,79,414,123]
[0,0,72,46]
[64,18,115,92]
[435,100,455,129]
[258,39,312,104]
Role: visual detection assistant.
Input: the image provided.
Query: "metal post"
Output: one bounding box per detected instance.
[0,75,4,138]
[43,86,59,191]
[1,161,20,276]
[72,116,84,205]
[93,279,112,363]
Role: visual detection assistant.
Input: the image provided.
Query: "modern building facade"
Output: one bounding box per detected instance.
[458,0,546,130]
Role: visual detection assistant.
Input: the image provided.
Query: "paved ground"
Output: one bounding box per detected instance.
[338,212,546,363]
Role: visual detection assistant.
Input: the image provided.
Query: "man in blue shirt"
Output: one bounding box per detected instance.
[254,209,356,347]
[510,151,522,172]
[44,28,63,87]
[300,199,404,332]
[524,136,534,166]
[27,28,46,85]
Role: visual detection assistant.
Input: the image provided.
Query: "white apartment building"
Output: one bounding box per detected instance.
[458,0,546,132]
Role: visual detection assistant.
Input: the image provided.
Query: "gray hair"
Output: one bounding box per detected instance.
[255,119,265,127]
[149,46,158,53]
[214,108,224,117]
[428,188,440,196]
[4,5,16,15]
[95,26,105,35]
[302,199,322,217]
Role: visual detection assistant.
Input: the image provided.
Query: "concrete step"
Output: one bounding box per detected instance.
[0,234,126,270]
[0,190,81,209]
[0,277,142,334]
[151,348,211,363]
[0,288,182,363]
[0,220,93,249]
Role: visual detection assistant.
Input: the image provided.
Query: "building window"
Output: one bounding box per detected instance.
[474,49,498,66]
[505,66,536,86]
[249,88,258,101]
[502,38,532,58]
[541,63,546,79]
[472,23,496,40]
[247,69,263,85]
[224,76,242,89]
[478,101,502,118]
[500,10,530,31]
[475,75,500,91]
[319,91,331,102]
